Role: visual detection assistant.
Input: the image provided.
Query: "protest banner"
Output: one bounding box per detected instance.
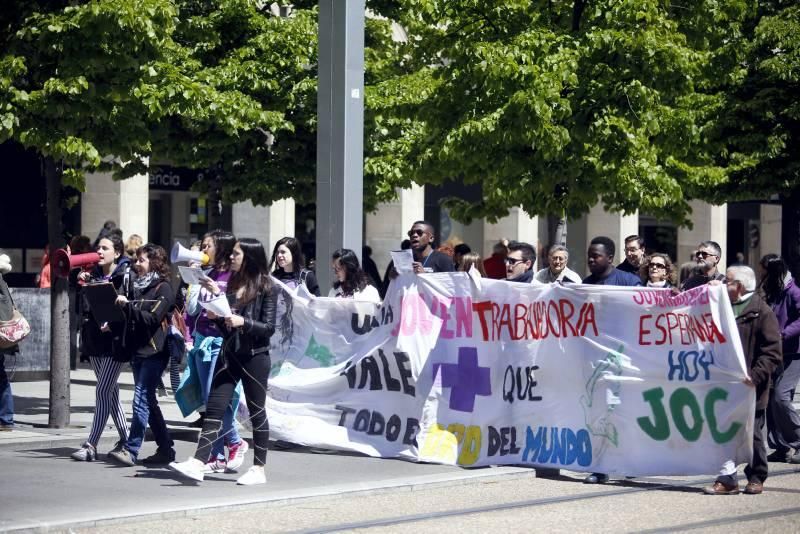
[264,274,754,476]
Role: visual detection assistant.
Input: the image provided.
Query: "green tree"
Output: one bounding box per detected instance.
[366,0,748,228]
[702,1,800,268]
[0,0,270,425]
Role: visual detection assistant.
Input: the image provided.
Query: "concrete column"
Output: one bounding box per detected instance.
[365,184,424,276]
[232,198,295,250]
[568,205,638,276]
[81,171,149,242]
[757,203,782,266]
[482,207,539,270]
[677,200,728,270]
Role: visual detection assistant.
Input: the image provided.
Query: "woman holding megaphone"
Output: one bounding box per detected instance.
[71,232,134,462]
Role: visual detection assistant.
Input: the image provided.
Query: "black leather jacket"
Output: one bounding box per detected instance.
[218,284,278,357]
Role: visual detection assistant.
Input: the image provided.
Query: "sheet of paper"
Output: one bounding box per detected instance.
[390,249,414,274]
[177,265,210,285]
[199,292,232,318]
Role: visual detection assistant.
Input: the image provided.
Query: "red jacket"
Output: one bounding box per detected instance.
[483,253,506,280]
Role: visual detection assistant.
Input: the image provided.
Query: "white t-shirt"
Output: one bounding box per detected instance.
[328,284,381,304]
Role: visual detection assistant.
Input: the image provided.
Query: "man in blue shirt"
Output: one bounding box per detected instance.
[582,236,640,485]
[583,236,642,286]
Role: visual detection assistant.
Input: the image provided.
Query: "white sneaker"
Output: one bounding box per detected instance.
[226,440,249,472]
[236,465,266,486]
[202,459,227,474]
[168,457,205,482]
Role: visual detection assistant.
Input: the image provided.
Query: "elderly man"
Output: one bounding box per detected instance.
[535,245,581,284]
[505,241,537,284]
[616,235,645,274]
[704,265,782,495]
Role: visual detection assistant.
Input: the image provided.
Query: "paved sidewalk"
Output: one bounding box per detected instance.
[1,365,535,532]
[2,365,199,451]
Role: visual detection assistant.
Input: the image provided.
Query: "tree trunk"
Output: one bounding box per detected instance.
[207,170,223,230]
[781,188,800,276]
[45,156,70,428]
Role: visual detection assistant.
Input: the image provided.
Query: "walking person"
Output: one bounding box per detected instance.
[71,233,134,461]
[184,230,248,472]
[269,237,320,296]
[0,251,18,431]
[170,238,277,485]
[107,244,177,467]
[759,255,800,463]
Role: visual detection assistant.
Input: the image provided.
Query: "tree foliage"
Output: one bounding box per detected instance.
[365,0,760,225]
[0,0,271,196]
[703,0,800,202]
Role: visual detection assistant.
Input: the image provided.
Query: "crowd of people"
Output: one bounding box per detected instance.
[0,219,798,494]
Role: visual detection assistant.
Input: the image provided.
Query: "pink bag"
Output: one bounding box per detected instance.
[0,308,31,349]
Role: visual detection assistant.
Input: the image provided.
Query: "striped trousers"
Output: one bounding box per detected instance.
[87,356,129,447]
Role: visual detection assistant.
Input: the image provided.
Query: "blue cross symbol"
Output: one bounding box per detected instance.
[433,347,491,412]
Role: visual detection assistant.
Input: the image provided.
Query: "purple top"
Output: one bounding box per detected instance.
[194,269,232,337]
[769,277,800,356]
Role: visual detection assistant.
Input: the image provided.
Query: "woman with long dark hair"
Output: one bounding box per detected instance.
[759,255,800,463]
[71,233,134,461]
[329,248,380,303]
[170,238,277,484]
[107,244,176,466]
[269,236,320,296]
[185,229,247,473]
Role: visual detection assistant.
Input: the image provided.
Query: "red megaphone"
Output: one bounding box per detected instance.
[52,249,102,278]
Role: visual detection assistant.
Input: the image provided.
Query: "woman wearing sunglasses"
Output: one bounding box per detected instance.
[639,253,677,288]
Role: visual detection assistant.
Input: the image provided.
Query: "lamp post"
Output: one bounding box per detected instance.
[315,0,365,294]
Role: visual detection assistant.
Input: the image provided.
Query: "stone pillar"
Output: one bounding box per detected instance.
[677,200,728,270]
[757,203,782,267]
[569,206,639,276]
[365,184,425,275]
[81,171,149,241]
[232,198,295,251]
[482,208,539,270]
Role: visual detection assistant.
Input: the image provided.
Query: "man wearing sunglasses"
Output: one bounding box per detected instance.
[407,221,454,274]
[681,240,725,291]
[505,241,537,284]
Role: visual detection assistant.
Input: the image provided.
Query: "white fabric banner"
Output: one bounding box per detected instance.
[265,273,755,476]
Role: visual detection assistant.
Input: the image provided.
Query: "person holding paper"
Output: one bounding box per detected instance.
[170,238,277,485]
[182,230,247,473]
[107,244,176,467]
[71,233,134,462]
[269,237,320,296]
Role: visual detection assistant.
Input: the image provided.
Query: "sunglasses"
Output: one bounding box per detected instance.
[649,263,666,269]
[407,229,426,237]
[505,257,525,266]
[695,251,716,259]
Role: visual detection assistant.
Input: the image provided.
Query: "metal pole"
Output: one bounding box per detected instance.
[316,0,365,295]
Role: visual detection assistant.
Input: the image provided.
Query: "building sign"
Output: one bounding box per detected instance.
[148,166,205,191]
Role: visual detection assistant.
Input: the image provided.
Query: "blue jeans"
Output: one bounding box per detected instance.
[126,354,173,459]
[0,354,13,426]
[193,334,240,460]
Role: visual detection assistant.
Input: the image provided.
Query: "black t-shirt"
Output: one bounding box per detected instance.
[417,250,455,273]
